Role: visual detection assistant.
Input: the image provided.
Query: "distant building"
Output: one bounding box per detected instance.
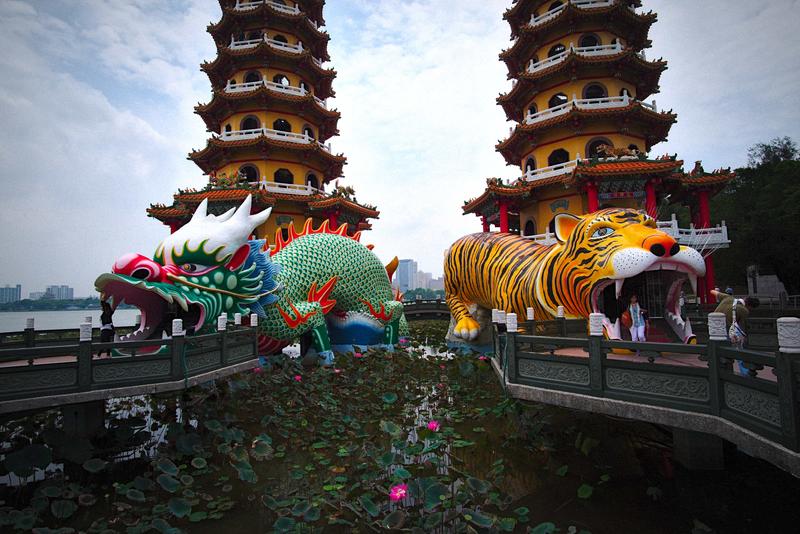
[0,284,22,304]
[429,277,445,291]
[29,291,46,301]
[397,260,418,293]
[45,285,74,300]
[416,271,433,290]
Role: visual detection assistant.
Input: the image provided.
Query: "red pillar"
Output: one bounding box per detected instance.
[645,180,658,219]
[586,181,599,212]
[328,210,339,228]
[697,189,714,303]
[499,201,509,233]
[481,216,489,233]
[168,222,180,234]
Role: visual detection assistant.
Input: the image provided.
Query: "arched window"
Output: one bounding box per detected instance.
[299,80,310,93]
[628,144,640,153]
[240,115,260,131]
[548,93,568,108]
[548,149,570,166]
[274,168,294,184]
[244,71,262,84]
[548,44,566,57]
[525,157,536,172]
[586,138,612,158]
[224,124,232,133]
[524,220,537,236]
[272,119,292,132]
[548,1,564,10]
[583,83,608,100]
[272,34,288,44]
[579,34,600,48]
[272,74,290,86]
[306,173,319,189]
[527,103,538,117]
[228,78,236,86]
[238,164,259,183]
[246,30,261,40]
[302,125,315,139]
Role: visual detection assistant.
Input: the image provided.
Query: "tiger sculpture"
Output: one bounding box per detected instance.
[444,208,706,342]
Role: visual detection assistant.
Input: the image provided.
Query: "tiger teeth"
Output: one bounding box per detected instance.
[688,274,698,295]
[615,279,624,299]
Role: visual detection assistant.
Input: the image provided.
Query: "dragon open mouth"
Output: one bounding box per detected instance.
[95,273,206,352]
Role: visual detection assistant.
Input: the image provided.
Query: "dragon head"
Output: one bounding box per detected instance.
[95,196,280,345]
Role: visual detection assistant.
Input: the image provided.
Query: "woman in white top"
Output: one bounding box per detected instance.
[628,294,647,343]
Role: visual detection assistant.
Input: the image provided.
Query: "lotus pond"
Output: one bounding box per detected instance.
[1,320,799,533]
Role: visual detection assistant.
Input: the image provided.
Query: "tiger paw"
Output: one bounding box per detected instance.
[454,317,480,341]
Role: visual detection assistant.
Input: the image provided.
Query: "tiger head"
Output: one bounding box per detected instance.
[536,208,706,319]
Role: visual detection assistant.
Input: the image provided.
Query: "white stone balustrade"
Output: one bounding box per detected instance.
[217,127,332,152]
[224,79,327,108]
[528,42,624,74]
[777,317,800,354]
[522,159,579,182]
[524,94,654,125]
[234,0,300,15]
[245,182,323,196]
[529,0,616,28]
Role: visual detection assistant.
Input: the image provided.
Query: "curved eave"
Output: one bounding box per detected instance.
[209,4,330,60]
[195,87,341,141]
[570,159,683,185]
[668,171,736,200]
[462,176,566,215]
[189,136,346,179]
[503,0,642,37]
[498,52,667,119]
[147,206,192,221]
[308,197,380,219]
[500,5,657,75]
[202,44,336,99]
[496,103,677,165]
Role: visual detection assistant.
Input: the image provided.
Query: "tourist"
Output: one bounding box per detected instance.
[712,289,760,374]
[628,295,647,353]
[99,300,114,357]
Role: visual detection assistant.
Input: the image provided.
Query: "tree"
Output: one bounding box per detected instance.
[711,137,800,294]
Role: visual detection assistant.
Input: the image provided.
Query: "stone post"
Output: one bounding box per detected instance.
[171,319,185,381]
[505,313,518,385]
[78,322,93,389]
[234,313,242,326]
[706,312,726,412]
[24,317,35,348]
[218,315,229,366]
[588,313,604,395]
[776,317,800,451]
[525,307,536,335]
[557,306,567,337]
[250,313,259,327]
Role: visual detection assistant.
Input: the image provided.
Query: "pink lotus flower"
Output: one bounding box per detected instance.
[334,368,342,374]
[478,356,488,361]
[389,483,408,502]
[354,352,364,358]
[252,367,263,374]
[439,364,446,370]
[426,420,440,432]
[293,375,302,382]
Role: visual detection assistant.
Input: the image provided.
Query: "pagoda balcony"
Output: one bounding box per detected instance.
[228,36,324,66]
[224,79,327,108]
[522,215,729,250]
[232,0,320,28]
[527,42,645,74]
[245,181,323,196]
[528,0,634,28]
[524,94,657,125]
[522,159,579,182]
[217,127,332,152]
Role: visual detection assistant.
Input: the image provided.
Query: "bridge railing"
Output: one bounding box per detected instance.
[0,321,259,413]
[493,314,800,453]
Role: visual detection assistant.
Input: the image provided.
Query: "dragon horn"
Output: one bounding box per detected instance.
[190,199,209,222]
[215,207,236,222]
[250,206,272,229]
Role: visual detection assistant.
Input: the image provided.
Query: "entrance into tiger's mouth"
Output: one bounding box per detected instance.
[591,269,694,325]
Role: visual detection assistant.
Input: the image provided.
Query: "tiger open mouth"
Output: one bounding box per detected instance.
[95,273,206,354]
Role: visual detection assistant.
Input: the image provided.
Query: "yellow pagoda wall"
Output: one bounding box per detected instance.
[527,78,636,113]
[530,30,622,62]
[518,188,584,235]
[522,130,646,167]
[216,159,324,185]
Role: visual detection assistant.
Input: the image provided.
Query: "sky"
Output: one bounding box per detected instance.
[1,0,799,297]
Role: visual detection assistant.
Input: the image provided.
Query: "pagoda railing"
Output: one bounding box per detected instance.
[528,0,622,28]
[245,182,323,196]
[527,42,627,73]
[234,0,300,15]
[224,79,327,108]
[522,159,579,182]
[218,127,332,152]
[522,215,730,249]
[524,95,657,125]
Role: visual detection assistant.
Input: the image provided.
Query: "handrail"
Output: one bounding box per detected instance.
[529,0,616,28]
[217,127,332,152]
[234,0,300,15]
[522,159,579,182]
[227,35,324,65]
[224,79,327,108]
[528,42,624,73]
[524,95,651,125]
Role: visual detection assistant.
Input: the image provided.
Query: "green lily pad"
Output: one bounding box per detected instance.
[381,510,406,530]
[168,497,191,518]
[382,392,398,404]
[555,465,569,477]
[532,522,557,534]
[191,457,208,469]
[291,501,310,517]
[304,506,321,522]
[157,474,180,493]
[358,495,380,517]
[577,483,594,499]
[379,420,402,437]
[393,466,412,479]
[50,499,77,519]
[82,458,108,474]
[273,517,296,532]
[126,489,146,503]
[134,476,156,491]
[464,509,494,528]
[467,477,491,494]
[189,511,208,522]
[156,457,178,476]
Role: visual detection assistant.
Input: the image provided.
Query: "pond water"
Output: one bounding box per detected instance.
[0,309,140,332]
[1,320,798,533]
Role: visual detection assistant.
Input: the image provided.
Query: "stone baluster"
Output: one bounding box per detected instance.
[588,313,604,394]
[78,322,93,389]
[557,306,567,337]
[776,318,800,451]
[171,319,185,381]
[24,317,35,348]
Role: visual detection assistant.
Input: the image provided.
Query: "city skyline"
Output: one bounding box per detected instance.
[1,1,799,295]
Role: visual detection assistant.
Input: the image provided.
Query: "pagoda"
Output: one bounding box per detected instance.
[148,0,378,242]
[463,0,734,304]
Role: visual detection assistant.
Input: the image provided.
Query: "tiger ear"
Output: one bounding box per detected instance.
[553,213,581,243]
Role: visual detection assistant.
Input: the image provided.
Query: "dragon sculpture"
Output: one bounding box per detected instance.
[444,209,706,343]
[95,195,405,363]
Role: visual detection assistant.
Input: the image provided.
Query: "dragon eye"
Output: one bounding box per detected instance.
[591,227,614,239]
[181,263,212,274]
